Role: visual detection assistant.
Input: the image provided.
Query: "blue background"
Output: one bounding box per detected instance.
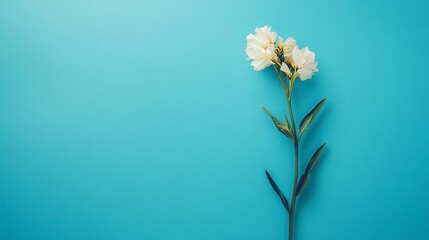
[1,0,429,239]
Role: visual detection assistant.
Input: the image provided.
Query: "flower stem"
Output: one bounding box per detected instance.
[275,67,299,240]
[287,94,299,240]
[273,65,289,94]
[289,140,299,240]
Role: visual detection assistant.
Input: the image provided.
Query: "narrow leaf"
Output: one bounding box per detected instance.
[304,143,326,175]
[284,114,291,131]
[296,173,309,196]
[260,105,294,140]
[298,98,327,140]
[265,170,290,213]
[296,143,326,196]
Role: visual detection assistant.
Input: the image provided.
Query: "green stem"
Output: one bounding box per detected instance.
[286,92,299,240]
[274,67,299,240]
[289,140,299,240]
[287,91,296,133]
[273,65,289,95]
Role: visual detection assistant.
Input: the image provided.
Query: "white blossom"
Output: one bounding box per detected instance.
[246,26,278,71]
[291,46,318,81]
[277,37,296,59]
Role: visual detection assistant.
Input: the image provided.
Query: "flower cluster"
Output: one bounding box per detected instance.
[246,26,318,81]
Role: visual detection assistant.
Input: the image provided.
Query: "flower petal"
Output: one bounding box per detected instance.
[280,62,291,75]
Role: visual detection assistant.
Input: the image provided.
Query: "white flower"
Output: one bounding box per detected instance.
[246,26,278,71]
[277,37,296,59]
[291,46,318,81]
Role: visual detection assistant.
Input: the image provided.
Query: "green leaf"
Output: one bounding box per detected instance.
[265,170,290,213]
[284,114,292,131]
[296,143,326,196]
[304,143,326,175]
[260,105,294,140]
[296,173,309,197]
[298,98,327,140]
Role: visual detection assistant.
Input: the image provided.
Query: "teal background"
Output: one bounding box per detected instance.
[1,0,428,239]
